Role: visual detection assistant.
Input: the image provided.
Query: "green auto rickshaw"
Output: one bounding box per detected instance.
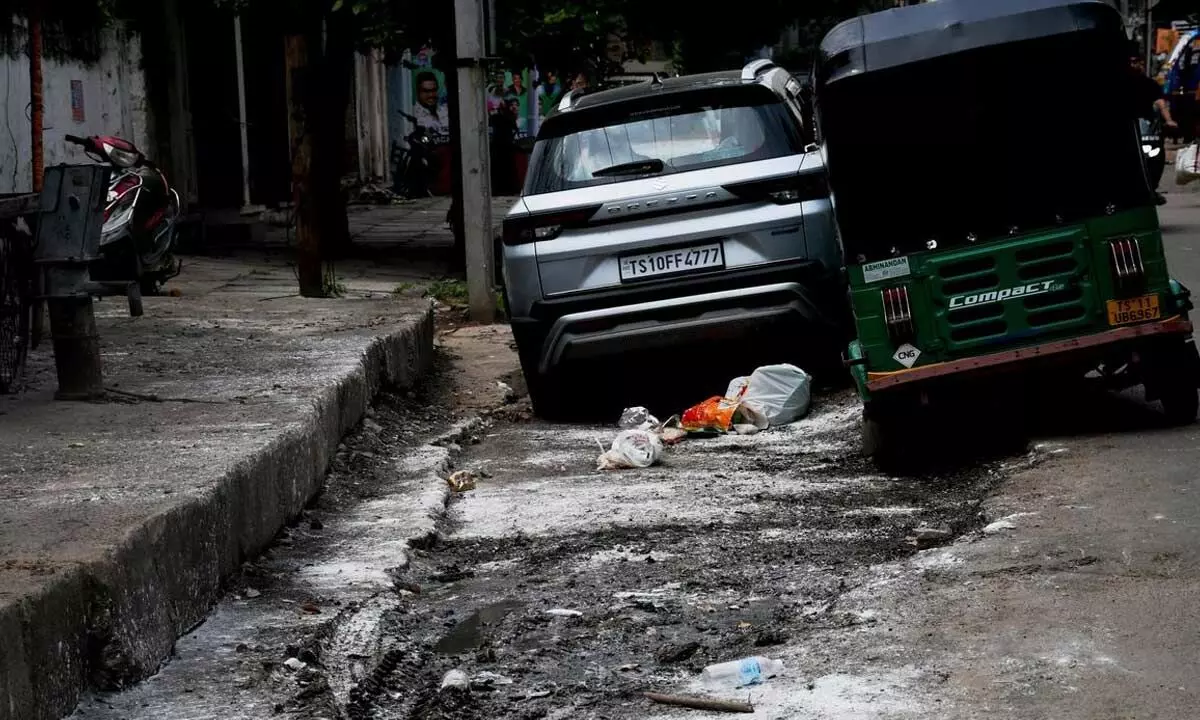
[815,0,1200,460]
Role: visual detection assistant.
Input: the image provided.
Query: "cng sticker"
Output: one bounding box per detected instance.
[893,343,921,369]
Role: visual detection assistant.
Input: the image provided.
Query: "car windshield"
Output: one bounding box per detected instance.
[525,89,802,195]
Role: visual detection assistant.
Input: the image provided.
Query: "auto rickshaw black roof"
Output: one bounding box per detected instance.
[813,0,1148,262]
[816,0,1124,88]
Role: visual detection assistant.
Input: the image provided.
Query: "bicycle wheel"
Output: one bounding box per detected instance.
[0,223,31,393]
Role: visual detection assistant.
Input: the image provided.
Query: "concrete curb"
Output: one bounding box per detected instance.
[0,309,435,720]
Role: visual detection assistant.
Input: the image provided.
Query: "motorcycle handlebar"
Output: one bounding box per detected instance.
[65,134,88,146]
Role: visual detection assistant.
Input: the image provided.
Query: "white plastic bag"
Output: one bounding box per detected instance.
[734,364,812,427]
[596,429,664,470]
[618,406,660,430]
[1176,143,1200,186]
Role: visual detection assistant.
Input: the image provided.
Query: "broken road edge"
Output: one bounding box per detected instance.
[0,308,436,720]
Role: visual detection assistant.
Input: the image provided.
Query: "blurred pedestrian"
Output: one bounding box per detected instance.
[490,100,520,195]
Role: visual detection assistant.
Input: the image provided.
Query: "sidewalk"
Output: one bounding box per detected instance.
[0,256,436,720]
[209,196,519,255]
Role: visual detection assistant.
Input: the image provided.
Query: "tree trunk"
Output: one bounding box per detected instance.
[309,15,355,262]
[286,33,325,297]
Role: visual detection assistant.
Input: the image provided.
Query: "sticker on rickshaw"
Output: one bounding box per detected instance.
[893,344,922,368]
[862,257,911,283]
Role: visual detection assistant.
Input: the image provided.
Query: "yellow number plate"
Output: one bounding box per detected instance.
[1106,294,1161,326]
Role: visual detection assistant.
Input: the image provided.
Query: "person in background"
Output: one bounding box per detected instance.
[571,72,589,92]
[506,71,525,99]
[537,70,562,116]
[487,70,507,115]
[490,99,520,195]
[1129,45,1178,205]
[413,71,449,136]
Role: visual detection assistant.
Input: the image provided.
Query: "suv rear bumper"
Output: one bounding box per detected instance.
[511,261,844,375]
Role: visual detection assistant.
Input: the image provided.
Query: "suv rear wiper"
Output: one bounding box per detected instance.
[591,158,665,178]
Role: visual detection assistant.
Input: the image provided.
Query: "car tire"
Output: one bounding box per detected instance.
[526,369,570,422]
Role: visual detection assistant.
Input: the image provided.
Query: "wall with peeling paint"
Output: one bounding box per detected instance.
[0,21,151,194]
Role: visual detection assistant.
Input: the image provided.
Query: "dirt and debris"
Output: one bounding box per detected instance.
[446,470,477,492]
[70,323,1019,720]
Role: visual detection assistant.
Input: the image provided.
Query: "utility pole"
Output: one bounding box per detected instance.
[454,0,495,322]
[29,3,44,194]
[233,14,253,209]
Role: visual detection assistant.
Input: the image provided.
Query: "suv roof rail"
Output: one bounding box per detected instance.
[557,89,577,112]
[741,58,778,81]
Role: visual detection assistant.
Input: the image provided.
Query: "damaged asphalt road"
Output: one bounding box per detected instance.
[71,363,1023,720]
[332,391,1012,720]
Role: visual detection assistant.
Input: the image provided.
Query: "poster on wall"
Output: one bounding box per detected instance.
[398,47,577,196]
[409,47,451,137]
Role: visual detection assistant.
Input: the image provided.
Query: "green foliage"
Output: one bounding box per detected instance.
[494,0,891,79]
[426,278,469,306]
[496,0,628,78]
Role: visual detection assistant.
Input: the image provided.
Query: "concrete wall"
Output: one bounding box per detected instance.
[0,20,151,194]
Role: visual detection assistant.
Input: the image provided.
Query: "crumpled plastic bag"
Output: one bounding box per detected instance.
[680,394,767,434]
[597,429,664,470]
[1178,143,1200,186]
[680,396,742,432]
[618,406,660,430]
[728,364,812,427]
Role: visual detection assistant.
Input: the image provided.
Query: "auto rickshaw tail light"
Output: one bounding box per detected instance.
[1109,237,1145,294]
[881,286,914,342]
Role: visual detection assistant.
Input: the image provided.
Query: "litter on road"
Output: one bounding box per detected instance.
[681,364,812,434]
[982,519,1017,534]
[701,656,784,689]
[618,406,660,430]
[447,469,478,492]
[440,669,470,692]
[644,692,755,713]
[544,608,583,617]
[596,429,664,470]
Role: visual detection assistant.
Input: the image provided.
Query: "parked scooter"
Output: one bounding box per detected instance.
[65,134,181,294]
[391,112,439,199]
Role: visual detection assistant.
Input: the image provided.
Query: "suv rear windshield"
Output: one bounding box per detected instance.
[524,86,804,195]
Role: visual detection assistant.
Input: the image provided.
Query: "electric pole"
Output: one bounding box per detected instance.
[453,0,495,322]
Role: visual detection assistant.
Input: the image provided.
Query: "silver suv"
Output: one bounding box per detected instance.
[500,60,843,418]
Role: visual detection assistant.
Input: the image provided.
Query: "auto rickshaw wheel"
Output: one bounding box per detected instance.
[1150,341,1200,426]
[861,401,904,468]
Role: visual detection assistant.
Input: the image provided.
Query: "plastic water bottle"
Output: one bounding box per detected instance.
[700,656,784,689]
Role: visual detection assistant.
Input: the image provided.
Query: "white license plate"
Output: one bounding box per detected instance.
[619,243,724,282]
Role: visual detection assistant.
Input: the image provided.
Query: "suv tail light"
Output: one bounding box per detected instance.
[502,206,600,246]
[723,170,828,205]
[1109,237,1146,295]
[882,286,914,342]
